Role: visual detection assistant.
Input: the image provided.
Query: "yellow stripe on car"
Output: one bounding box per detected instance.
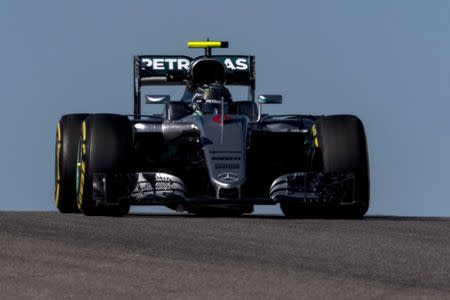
[187,41,225,48]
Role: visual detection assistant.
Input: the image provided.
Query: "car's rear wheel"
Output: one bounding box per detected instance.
[55,114,89,213]
[281,115,370,218]
[76,114,133,216]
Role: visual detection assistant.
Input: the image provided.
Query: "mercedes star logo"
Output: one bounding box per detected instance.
[217,172,239,183]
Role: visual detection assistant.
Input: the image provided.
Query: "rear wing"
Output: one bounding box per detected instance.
[133,55,255,117]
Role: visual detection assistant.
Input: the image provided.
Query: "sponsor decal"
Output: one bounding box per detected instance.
[215,164,240,170]
[223,58,248,70]
[141,58,191,70]
[141,57,249,71]
[212,114,232,124]
[217,172,239,183]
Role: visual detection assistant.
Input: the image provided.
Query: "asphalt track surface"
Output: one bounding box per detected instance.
[1,212,450,299]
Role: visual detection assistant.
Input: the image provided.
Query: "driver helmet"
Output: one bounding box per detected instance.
[193,83,232,102]
[191,83,232,114]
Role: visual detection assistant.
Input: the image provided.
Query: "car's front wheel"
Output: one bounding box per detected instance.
[281,115,370,218]
[76,114,133,216]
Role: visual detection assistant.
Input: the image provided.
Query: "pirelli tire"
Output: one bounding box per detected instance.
[281,115,370,218]
[55,114,89,213]
[76,114,133,216]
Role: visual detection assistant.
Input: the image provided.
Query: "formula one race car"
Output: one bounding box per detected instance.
[55,41,370,218]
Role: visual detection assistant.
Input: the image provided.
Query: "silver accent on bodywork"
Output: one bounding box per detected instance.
[92,172,187,205]
[180,114,248,196]
[133,121,198,141]
[270,173,321,201]
[134,122,162,132]
[145,95,170,104]
[131,173,186,202]
[162,123,198,141]
[217,172,239,183]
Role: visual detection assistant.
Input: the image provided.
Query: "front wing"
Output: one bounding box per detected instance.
[92,171,355,208]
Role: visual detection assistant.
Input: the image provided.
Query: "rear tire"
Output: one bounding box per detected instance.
[76,114,133,216]
[281,115,370,218]
[55,114,89,213]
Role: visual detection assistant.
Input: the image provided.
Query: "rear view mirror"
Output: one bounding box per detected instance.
[256,95,283,122]
[257,95,282,104]
[145,95,170,104]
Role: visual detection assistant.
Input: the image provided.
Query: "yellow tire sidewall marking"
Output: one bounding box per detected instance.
[55,183,60,206]
[82,121,86,142]
[77,121,87,210]
[312,125,319,148]
[57,122,61,142]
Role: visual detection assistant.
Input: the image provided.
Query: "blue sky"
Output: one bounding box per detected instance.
[1,0,449,216]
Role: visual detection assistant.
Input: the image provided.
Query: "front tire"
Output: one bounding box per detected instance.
[76,114,133,216]
[281,115,370,218]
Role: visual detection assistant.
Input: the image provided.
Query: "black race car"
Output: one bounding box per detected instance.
[55,41,369,217]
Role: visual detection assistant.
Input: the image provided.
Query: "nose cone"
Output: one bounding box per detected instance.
[188,114,248,197]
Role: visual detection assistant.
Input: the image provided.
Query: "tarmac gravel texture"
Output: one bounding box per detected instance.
[1,212,449,299]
